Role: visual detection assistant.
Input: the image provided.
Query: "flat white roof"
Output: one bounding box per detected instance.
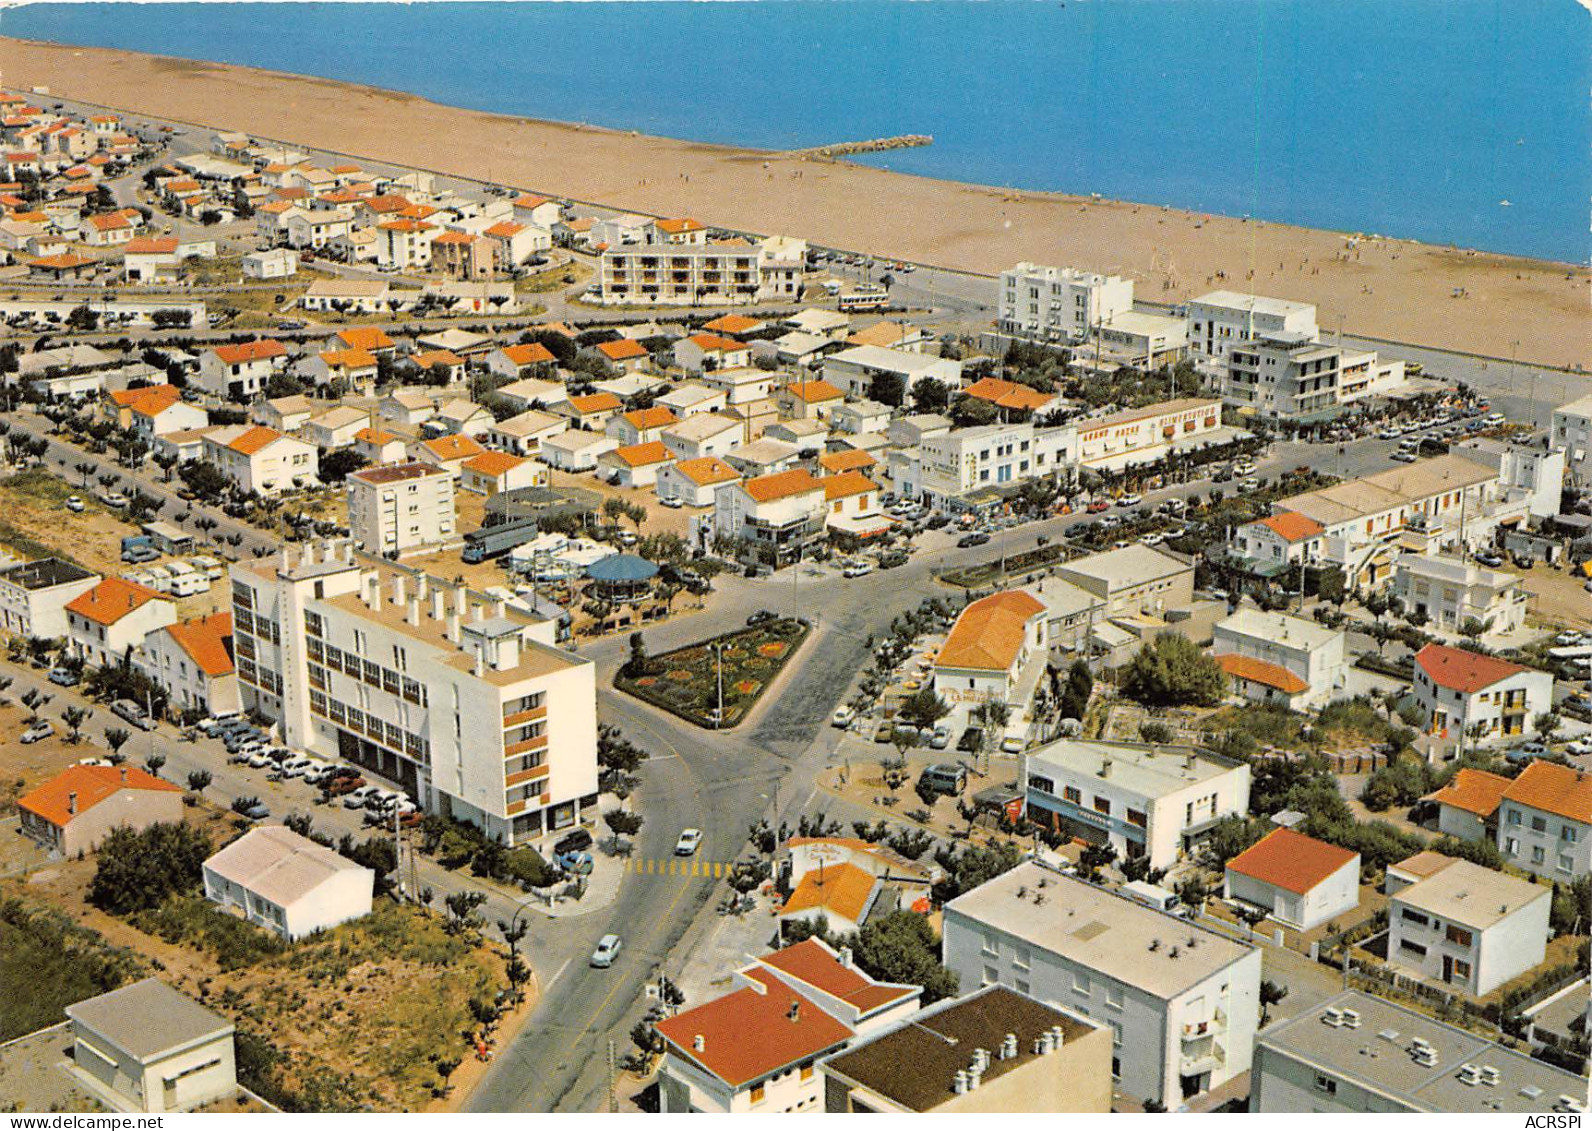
[1190,290,1315,317]
[1026,738,1246,800]
[1215,608,1341,652]
[946,862,1254,999]
[1391,857,1548,930]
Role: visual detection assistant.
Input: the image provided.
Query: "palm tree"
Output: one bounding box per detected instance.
[61,705,91,743]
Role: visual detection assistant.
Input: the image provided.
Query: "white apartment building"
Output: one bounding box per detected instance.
[820,345,963,401]
[699,366,777,406]
[201,425,318,496]
[229,545,599,844]
[0,557,99,641]
[1020,740,1252,870]
[1186,290,1318,364]
[346,462,457,558]
[1495,761,1592,882]
[1211,608,1346,711]
[1451,436,1567,520]
[203,825,373,940]
[942,862,1262,1107]
[1219,334,1347,420]
[1387,858,1549,996]
[1551,393,1592,485]
[1252,991,1590,1115]
[1230,512,1328,576]
[1412,643,1555,746]
[1391,554,1527,638]
[375,219,438,270]
[1074,398,1222,472]
[65,577,177,670]
[596,245,766,306]
[1255,454,1508,589]
[912,422,1075,511]
[998,263,1134,344]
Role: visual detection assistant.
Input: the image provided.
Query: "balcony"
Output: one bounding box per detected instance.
[505,764,550,788]
[505,733,549,757]
[503,705,546,727]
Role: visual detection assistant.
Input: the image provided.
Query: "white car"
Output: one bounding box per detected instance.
[674,828,703,856]
[832,706,855,728]
[343,785,380,809]
[659,496,684,509]
[843,562,875,578]
[20,721,54,744]
[590,934,623,968]
[1563,739,1592,757]
[65,495,85,512]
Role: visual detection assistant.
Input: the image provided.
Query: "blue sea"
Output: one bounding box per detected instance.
[4,0,1588,263]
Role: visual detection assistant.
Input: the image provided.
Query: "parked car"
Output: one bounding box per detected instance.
[843,561,875,578]
[20,720,54,744]
[1474,551,1505,567]
[326,774,366,796]
[956,532,991,548]
[832,706,855,729]
[64,495,84,512]
[553,828,594,858]
[343,785,380,809]
[919,763,967,796]
[929,725,951,750]
[957,727,983,754]
[873,721,896,743]
[47,666,79,686]
[1117,494,1142,507]
[590,934,624,968]
[674,828,703,856]
[240,801,270,821]
[1507,742,1549,763]
[112,699,155,731]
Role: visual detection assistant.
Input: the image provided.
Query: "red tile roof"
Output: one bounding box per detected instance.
[781,861,880,925]
[1425,768,1512,818]
[567,392,622,414]
[65,577,167,626]
[742,468,823,504]
[655,975,852,1089]
[1257,512,1326,543]
[621,406,677,432]
[463,450,529,478]
[669,456,740,486]
[1215,653,1310,694]
[1502,761,1592,825]
[1226,828,1358,894]
[333,327,392,351]
[18,765,181,827]
[685,333,745,355]
[502,342,555,367]
[227,425,284,456]
[756,939,917,1015]
[595,339,648,361]
[212,339,286,366]
[421,434,487,462]
[962,377,1054,412]
[938,590,1044,672]
[611,440,673,468]
[165,613,234,678]
[1415,642,1529,693]
[818,449,877,474]
[822,470,876,501]
[785,379,843,403]
[702,314,762,335]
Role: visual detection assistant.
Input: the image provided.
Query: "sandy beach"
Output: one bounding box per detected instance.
[1,36,1586,369]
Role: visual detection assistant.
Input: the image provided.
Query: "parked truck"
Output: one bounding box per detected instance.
[461,517,543,564]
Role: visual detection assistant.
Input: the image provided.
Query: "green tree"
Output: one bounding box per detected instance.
[61,705,91,743]
[88,822,211,915]
[932,839,1023,904]
[898,687,951,733]
[868,370,906,408]
[317,448,368,483]
[103,726,131,761]
[910,377,951,415]
[186,769,212,795]
[1059,659,1094,721]
[1534,711,1562,743]
[850,911,960,1004]
[1260,980,1290,1024]
[604,808,643,846]
[1203,815,1269,868]
[1361,755,1434,812]
[1121,634,1225,707]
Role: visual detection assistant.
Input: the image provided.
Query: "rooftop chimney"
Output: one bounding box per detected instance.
[453,582,469,617]
[953,1070,969,1096]
[1000,1033,1018,1061]
[474,651,485,678]
[391,574,406,607]
[473,603,486,624]
[446,612,460,644]
[406,596,421,627]
[343,541,355,564]
[67,791,77,815]
[431,588,446,622]
[837,946,853,969]
[302,541,316,567]
[693,1035,705,1053]
[362,572,379,609]
[492,598,506,619]
[1100,757,1112,778]
[119,766,128,785]
[1050,1025,1065,1051]
[787,1001,801,1023]
[415,573,429,603]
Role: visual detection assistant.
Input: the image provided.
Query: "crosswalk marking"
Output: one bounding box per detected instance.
[623,857,732,877]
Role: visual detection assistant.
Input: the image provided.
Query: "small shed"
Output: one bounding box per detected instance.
[65,979,236,1113]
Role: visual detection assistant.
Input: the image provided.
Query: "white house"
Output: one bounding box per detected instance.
[606,406,679,447]
[1021,739,1251,870]
[598,441,675,489]
[301,349,379,397]
[136,612,239,718]
[202,425,318,496]
[203,824,374,941]
[1425,767,1512,844]
[1222,827,1360,931]
[539,429,618,472]
[1391,554,1528,639]
[195,339,287,400]
[714,468,827,567]
[1210,608,1346,711]
[242,247,298,279]
[303,405,370,450]
[300,278,390,314]
[484,410,568,457]
[674,333,752,373]
[822,345,962,401]
[932,589,1048,731]
[1412,643,1555,746]
[65,980,237,1113]
[1186,290,1318,364]
[65,577,177,670]
[485,342,557,382]
[661,413,740,462]
[700,365,777,406]
[657,456,742,508]
[346,462,456,556]
[829,399,892,437]
[655,382,727,419]
[942,862,1261,1107]
[655,938,920,1114]
[1495,761,1592,882]
[1387,857,1549,996]
[0,557,100,642]
[1551,393,1592,486]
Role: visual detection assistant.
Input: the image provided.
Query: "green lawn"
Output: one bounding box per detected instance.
[615,617,810,728]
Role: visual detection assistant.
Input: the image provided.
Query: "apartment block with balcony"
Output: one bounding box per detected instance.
[1391,554,1527,639]
[1219,334,1343,421]
[228,543,597,847]
[346,462,457,557]
[910,421,1075,512]
[596,245,762,306]
[1020,739,1251,870]
[998,263,1134,344]
[1185,290,1318,364]
[1412,643,1554,746]
[942,862,1261,1108]
[712,468,827,568]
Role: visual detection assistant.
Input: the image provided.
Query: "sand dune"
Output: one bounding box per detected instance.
[2,36,1586,368]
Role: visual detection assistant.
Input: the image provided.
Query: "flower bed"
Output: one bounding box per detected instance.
[615,617,810,728]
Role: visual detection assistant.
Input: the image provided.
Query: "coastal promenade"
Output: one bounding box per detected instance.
[0,35,1585,370]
